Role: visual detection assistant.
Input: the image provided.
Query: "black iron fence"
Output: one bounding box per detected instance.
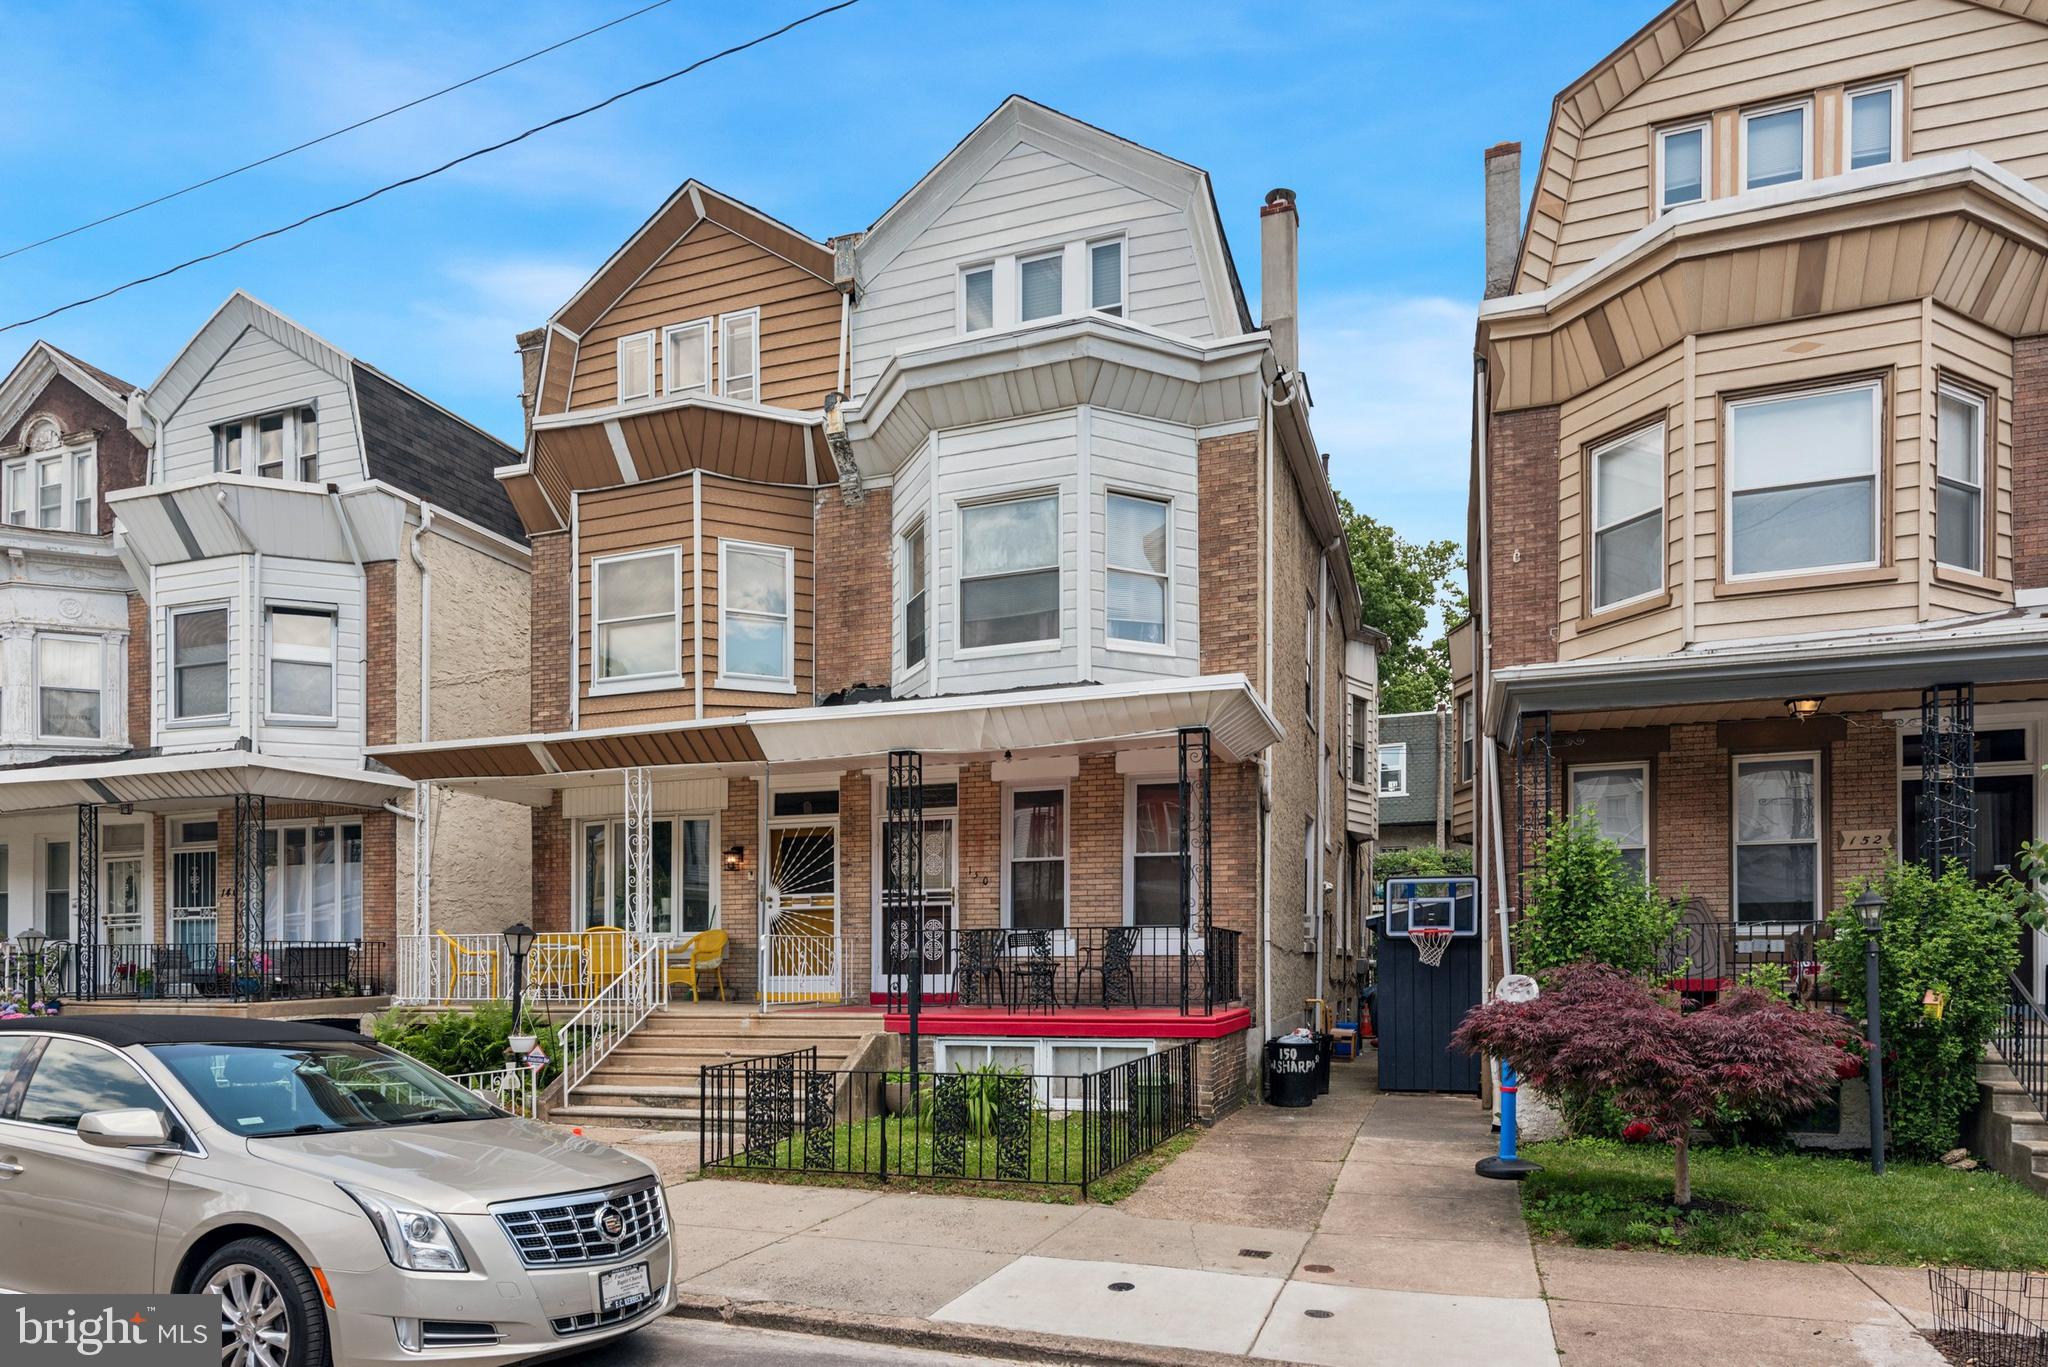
[81,940,394,1002]
[1998,974,2048,1129]
[1928,1266,2048,1367]
[883,926,1241,1015]
[1656,912,1837,1007]
[700,1042,1197,1196]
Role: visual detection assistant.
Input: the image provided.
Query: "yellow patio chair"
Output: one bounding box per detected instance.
[436,931,498,1000]
[667,930,729,1002]
[582,925,628,993]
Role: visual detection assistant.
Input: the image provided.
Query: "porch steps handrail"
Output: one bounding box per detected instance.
[558,938,666,1105]
[1998,972,2048,1125]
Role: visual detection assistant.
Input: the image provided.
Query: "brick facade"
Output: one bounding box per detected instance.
[1198,430,1260,678]
[2015,335,2048,591]
[531,795,570,933]
[207,802,396,946]
[364,561,397,747]
[812,486,892,698]
[1485,405,1561,670]
[1194,1032,1249,1119]
[0,372,149,534]
[126,593,150,751]
[529,531,570,731]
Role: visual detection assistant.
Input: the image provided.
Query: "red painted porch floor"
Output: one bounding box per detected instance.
[850,1004,1253,1038]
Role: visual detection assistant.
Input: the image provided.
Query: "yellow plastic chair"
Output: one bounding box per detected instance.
[582,926,628,994]
[436,931,498,1000]
[525,933,582,999]
[667,930,729,1002]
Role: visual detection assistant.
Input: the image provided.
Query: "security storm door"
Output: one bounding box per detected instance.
[875,802,958,995]
[103,824,146,948]
[170,820,219,949]
[764,817,838,999]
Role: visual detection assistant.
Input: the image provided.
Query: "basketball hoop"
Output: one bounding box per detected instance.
[1411,926,1453,968]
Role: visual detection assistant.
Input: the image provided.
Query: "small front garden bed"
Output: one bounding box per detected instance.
[1520,1138,2048,1269]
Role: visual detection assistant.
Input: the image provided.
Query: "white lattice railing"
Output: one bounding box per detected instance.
[446,1065,541,1119]
[759,932,856,1009]
[559,940,666,1102]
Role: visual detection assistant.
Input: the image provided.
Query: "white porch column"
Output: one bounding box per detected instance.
[623,766,653,938]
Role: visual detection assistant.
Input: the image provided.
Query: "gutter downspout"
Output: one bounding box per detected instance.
[1314,546,1333,1017]
[214,491,260,745]
[836,292,851,396]
[1473,353,1507,993]
[410,506,435,743]
[327,487,368,757]
[1259,383,1277,1043]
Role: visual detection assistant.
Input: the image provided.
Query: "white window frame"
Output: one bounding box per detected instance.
[1739,98,1812,192]
[1018,249,1065,323]
[901,518,928,672]
[959,263,996,335]
[956,491,1061,656]
[1378,742,1408,797]
[1935,380,1988,576]
[3,458,28,526]
[167,602,232,725]
[1001,783,1070,933]
[576,813,720,935]
[590,547,682,692]
[715,538,795,691]
[34,632,102,743]
[209,405,320,483]
[1844,80,1903,173]
[1122,775,1191,932]
[931,1037,1154,1103]
[616,330,655,403]
[1655,120,1711,212]
[1589,421,1666,612]
[70,445,95,533]
[1088,236,1127,317]
[263,602,338,724]
[1104,490,1172,652]
[1569,762,1651,879]
[717,308,760,403]
[1723,378,1884,583]
[262,819,365,942]
[34,454,63,530]
[662,319,712,399]
[1732,752,1823,925]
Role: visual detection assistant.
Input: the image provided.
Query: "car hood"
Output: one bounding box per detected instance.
[250,1117,657,1215]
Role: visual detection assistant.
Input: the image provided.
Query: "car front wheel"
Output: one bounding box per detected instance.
[195,1237,331,1367]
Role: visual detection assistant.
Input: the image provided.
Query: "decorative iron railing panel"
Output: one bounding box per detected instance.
[882,926,1243,1015]
[88,939,392,1002]
[1996,974,2048,1130]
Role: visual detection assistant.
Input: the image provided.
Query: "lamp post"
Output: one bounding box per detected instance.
[501,922,536,1041]
[1854,889,1886,1177]
[15,926,49,1001]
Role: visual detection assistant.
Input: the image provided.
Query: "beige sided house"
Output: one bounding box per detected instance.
[1467,0,2048,1022]
[372,97,1379,1123]
[0,296,531,1018]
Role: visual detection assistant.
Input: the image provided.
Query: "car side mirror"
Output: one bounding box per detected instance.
[78,1108,171,1149]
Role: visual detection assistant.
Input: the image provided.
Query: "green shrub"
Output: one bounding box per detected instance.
[373,1002,562,1085]
[1373,844,1474,888]
[1816,860,2021,1160]
[1513,809,1682,980]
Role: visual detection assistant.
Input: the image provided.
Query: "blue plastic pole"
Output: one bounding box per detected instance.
[1475,1058,1541,1180]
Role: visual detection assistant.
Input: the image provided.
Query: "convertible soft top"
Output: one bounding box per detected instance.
[0,1014,367,1047]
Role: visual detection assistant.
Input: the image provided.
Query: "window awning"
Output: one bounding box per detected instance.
[0,750,415,816]
[367,674,1282,802]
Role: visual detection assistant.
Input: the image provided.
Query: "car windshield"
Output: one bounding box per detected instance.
[147,1042,501,1138]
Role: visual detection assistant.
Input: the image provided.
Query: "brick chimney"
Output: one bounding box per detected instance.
[1260,188,1299,374]
[1484,142,1522,300]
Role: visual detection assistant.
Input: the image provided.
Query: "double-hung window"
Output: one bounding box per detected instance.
[211,407,318,481]
[1656,121,1708,211]
[1742,101,1810,190]
[961,265,995,334]
[1590,423,1664,610]
[254,413,287,480]
[959,494,1059,649]
[1936,382,1987,575]
[901,520,927,670]
[1734,755,1821,923]
[1128,781,1182,928]
[37,635,100,740]
[1351,697,1369,782]
[4,461,27,525]
[267,606,336,720]
[35,456,62,529]
[1847,82,1901,171]
[1019,251,1064,322]
[1006,788,1066,929]
[592,550,678,685]
[1106,492,1169,645]
[1378,742,1408,797]
[617,331,655,402]
[295,408,319,482]
[1459,698,1474,781]
[171,605,230,722]
[214,422,242,474]
[719,311,758,402]
[1726,380,1881,579]
[1569,764,1649,879]
[70,449,94,531]
[664,320,710,398]
[1089,239,1125,316]
[718,540,793,686]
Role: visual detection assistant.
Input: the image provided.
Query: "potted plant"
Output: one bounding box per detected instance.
[135,968,156,999]
[880,1068,923,1115]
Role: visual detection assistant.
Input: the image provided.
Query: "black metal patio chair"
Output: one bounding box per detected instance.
[957,928,1007,1006]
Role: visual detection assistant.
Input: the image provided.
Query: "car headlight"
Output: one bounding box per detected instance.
[338,1183,468,1272]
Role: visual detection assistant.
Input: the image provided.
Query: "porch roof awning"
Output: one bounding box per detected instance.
[0,749,416,815]
[1491,607,2048,729]
[366,674,1281,800]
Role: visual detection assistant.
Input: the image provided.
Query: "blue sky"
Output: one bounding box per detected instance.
[1,0,1649,549]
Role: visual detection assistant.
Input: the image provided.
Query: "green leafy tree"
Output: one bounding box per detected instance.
[1342,497,1465,713]
[1372,844,1474,887]
[1514,809,1683,980]
[1817,860,2021,1159]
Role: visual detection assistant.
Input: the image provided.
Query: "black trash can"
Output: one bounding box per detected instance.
[1313,1031,1333,1096]
[1264,1035,1318,1108]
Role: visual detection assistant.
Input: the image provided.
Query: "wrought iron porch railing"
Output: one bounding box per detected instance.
[699,1042,1196,1196]
[1996,973,2048,1128]
[557,939,666,1103]
[2,940,74,1000]
[445,1064,542,1119]
[882,925,1242,1015]
[27,940,392,1003]
[1655,915,1837,1006]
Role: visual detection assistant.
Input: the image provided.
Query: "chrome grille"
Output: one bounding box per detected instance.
[551,1286,666,1337]
[492,1180,665,1268]
[420,1321,501,1348]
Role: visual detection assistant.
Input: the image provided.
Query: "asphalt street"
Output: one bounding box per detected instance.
[558,1316,1007,1366]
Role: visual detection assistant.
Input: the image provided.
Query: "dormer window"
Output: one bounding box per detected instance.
[1741,100,1809,190]
[211,407,320,482]
[1656,121,1708,211]
[664,320,710,398]
[1019,251,1064,323]
[617,331,654,402]
[1847,82,1901,170]
[719,310,758,402]
[1089,239,1124,317]
[961,265,994,333]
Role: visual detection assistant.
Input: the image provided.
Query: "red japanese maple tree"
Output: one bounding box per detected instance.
[1452,963,1856,1206]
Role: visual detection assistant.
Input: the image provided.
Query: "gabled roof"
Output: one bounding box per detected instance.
[143,291,523,543]
[856,95,1254,337]
[0,340,135,444]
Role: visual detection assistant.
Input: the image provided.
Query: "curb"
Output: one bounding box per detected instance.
[669,1288,1283,1366]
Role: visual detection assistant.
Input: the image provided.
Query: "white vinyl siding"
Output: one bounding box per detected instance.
[1725,380,1881,580]
[254,559,362,762]
[1089,413,1199,675]
[154,325,360,485]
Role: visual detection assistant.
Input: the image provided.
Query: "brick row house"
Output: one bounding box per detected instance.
[371,98,1379,1116]
[0,296,531,1013]
[1466,0,2048,1008]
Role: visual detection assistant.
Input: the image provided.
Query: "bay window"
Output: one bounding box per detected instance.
[1006,788,1066,930]
[902,520,927,670]
[1106,492,1169,645]
[1734,755,1820,923]
[1656,122,1707,211]
[1128,781,1181,928]
[1742,101,1809,190]
[1590,422,1664,609]
[170,605,230,722]
[718,540,793,686]
[37,634,100,740]
[1935,383,1987,575]
[579,816,714,935]
[960,494,1059,649]
[592,549,679,685]
[267,606,336,720]
[1569,764,1648,878]
[263,821,364,941]
[1020,251,1063,322]
[664,320,710,398]
[719,310,758,402]
[617,331,654,402]
[1725,380,1881,579]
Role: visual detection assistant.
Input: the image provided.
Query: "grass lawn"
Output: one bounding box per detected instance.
[1520,1139,2048,1270]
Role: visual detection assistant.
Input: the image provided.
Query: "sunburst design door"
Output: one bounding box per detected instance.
[765,823,838,999]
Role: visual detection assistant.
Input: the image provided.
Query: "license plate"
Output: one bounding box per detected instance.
[600,1262,651,1311]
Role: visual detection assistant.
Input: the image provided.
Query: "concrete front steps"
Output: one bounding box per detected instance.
[1971,1057,2048,1197]
[551,1007,886,1130]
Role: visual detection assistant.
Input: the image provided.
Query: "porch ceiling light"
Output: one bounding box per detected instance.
[724,844,745,871]
[1785,696,1825,720]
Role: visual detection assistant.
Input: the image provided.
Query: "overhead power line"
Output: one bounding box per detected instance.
[0,0,861,336]
[0,0,679,264]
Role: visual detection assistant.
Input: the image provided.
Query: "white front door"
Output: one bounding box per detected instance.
[763,823,838,1001]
